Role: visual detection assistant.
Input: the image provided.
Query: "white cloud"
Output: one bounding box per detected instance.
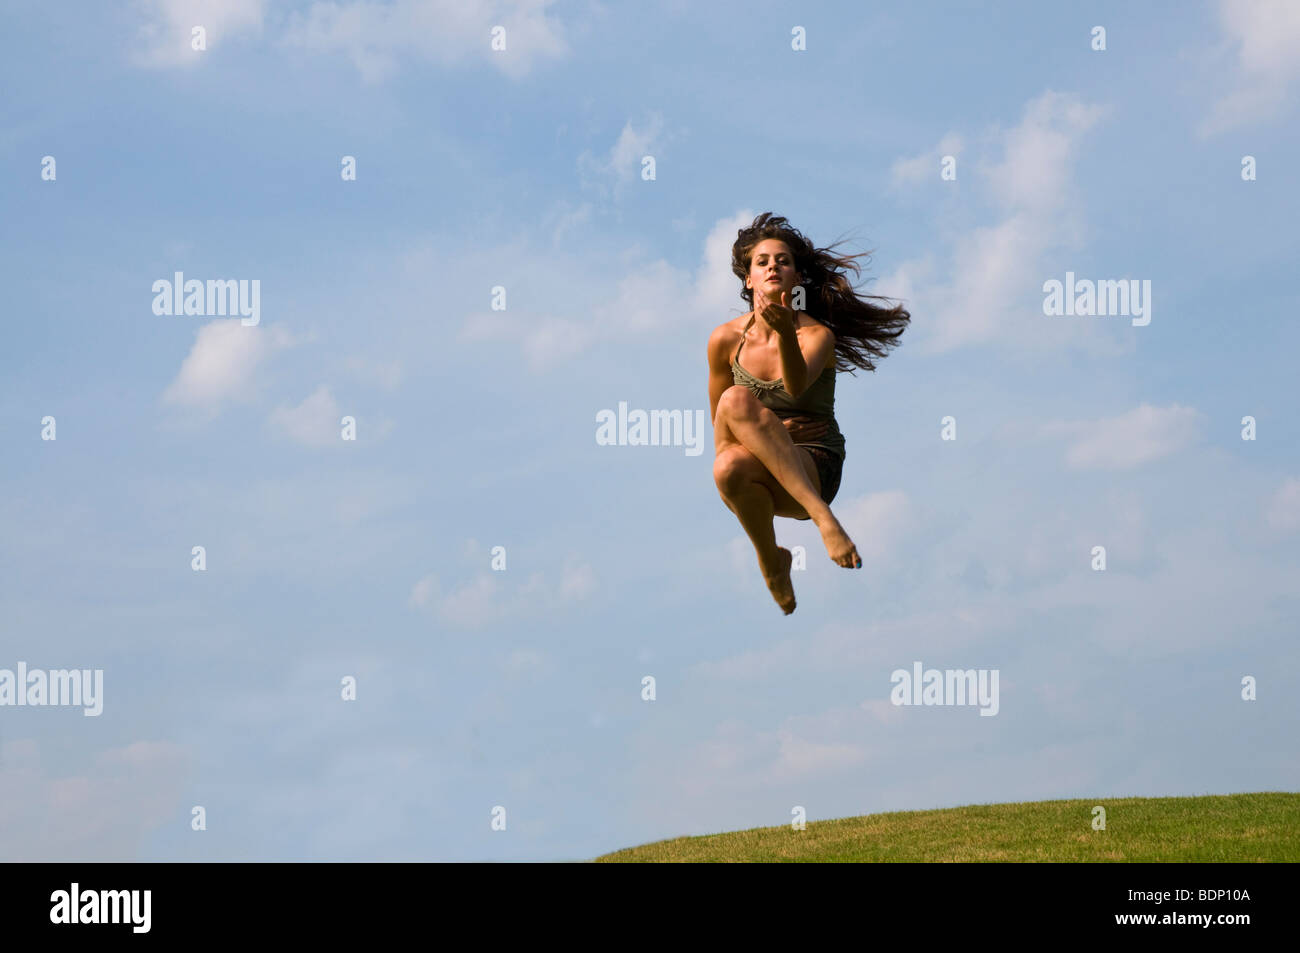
[725,535,754,587]
[589,258,692,333]
[133,0,266,68]
[541,200,595,245]
[1014,518,1298,658]
[773,726,866,782]
[577,113,668,201]
[1265,476,1300,532]
[1200,0,1300,135]
[890,132,963,187]
[886,91,1110,356]
[344,356,404,392]
[0,738,190,861]
[873,254,928,319]
[132,0,570,79]
[980,94,1105,211]
[518,557,600,610]
[461,310,596,372]
[1041,402,1203,470]
[505,648,546,674]
[439,573,508,628]
[567,207,751,342]
[132,468,421,580]
[858,697,906,725]
[162,319,294,414]
[409,554,597,629]
[457,208,756,370]
[692,209,759,321]
[280,0,569,84]
[689,605,991,684]
[1018,487,1152,579]
[409,573,439,609]
[558,560,596,600]
[835,490,913,568]
[637,706,875,809]
[937,216,1039,348]
[267,384,343,447]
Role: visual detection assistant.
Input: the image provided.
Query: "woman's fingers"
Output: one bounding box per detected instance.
[783,416,829,442]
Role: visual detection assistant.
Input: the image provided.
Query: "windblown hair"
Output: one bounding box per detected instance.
[731,212,910,374]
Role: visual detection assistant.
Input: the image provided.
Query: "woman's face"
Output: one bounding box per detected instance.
[747,239,799,303]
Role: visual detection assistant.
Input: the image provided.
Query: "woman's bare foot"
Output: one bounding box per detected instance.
[817,518,862,568]
[761,546,797,614]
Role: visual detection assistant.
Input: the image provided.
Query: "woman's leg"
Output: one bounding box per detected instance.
[713,445,799,614]
[714,387,830,522]
[714,386,861,569]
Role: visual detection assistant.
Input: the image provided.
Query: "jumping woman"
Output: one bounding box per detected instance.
[707,213,910,614]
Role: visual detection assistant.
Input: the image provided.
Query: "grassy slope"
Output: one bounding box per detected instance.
[596,793,1300,862]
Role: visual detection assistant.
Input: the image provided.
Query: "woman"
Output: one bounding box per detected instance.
[707,213,910,614]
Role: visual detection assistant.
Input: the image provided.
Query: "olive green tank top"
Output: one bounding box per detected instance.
[731,315,846,459]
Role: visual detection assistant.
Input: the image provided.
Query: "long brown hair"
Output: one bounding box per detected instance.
[731,212,910,374]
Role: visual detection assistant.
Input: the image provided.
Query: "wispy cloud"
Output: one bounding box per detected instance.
[268,384,347,447]
[577,113,670,202]
[1199,0,1300,135]
[1265,476,1300,532]
[891,132,963,188]
[268,385,395,448]
[133,0,266,68]
[409,553,597,628]
[880,90,1109,356]
[1041,403,1203,470]
[0,739,190,861]
[280,0,570,84]
[343,357,404,393]
[835,490,914,568]
[455,208,756,370]
[162,319,295,415]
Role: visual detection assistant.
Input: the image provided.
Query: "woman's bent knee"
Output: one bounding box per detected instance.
[712,446,762,493]
[717,385,761,420]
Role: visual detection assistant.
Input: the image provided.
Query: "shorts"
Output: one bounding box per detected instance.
[797,445,843,513]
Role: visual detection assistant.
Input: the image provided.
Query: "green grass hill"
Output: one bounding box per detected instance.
[596,792,1300,862]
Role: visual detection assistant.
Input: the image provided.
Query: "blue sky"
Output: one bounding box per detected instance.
[1,0,1298,861]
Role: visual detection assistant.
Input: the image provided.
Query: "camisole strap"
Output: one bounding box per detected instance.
[733,315,756,364]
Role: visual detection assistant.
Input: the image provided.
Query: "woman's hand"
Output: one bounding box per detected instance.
[782,415,830,443]
[757,289,798,338]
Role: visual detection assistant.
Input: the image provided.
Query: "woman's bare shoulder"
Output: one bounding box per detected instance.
[708,313,751,344]
[707,314,751,368]
[798,315,835,339]
[715,312,752,332]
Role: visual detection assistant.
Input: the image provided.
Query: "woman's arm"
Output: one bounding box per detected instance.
[710,322,830,444]
[707,324,737,425]
[757,295,836,398]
